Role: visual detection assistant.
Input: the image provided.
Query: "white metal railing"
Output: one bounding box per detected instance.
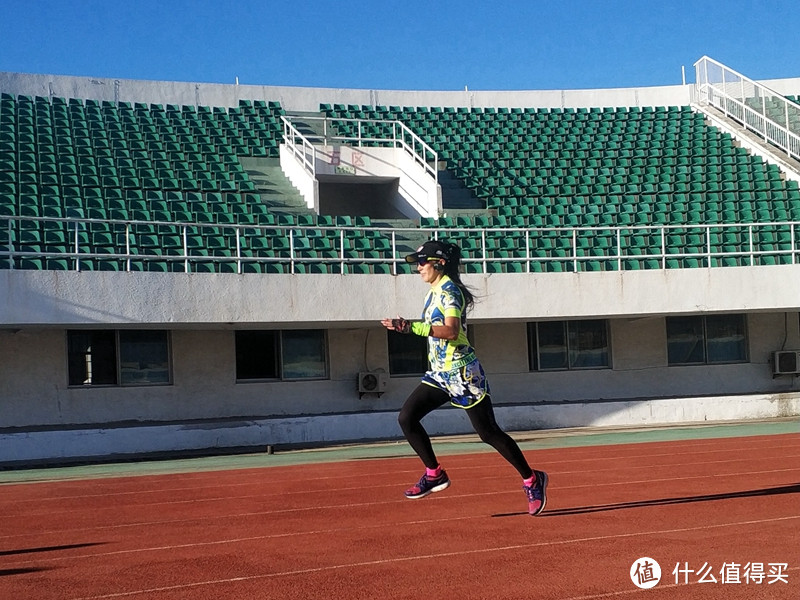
[694,56,800,161]
[2,215,798,275]
[280,115,438,184]
[281,117,316,175]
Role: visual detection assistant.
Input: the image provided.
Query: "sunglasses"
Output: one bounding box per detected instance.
[417,257,440,267]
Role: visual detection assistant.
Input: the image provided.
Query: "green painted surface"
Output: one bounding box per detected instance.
[1,419,796,486]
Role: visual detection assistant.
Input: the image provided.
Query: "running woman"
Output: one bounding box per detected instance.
[381,239,548,516]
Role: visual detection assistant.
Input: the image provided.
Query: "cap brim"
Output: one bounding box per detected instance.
[404,252,422,264]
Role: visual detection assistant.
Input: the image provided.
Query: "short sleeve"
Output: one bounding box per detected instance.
[440,282,463,319]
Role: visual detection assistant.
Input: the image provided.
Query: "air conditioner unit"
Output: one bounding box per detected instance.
[358,371,388,397]
[772,350,800,376]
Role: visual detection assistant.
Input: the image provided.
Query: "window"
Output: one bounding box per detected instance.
[281,330,327,379]
[67,330,171,386]
[667,315,747,365]
[528,320,610,371]
[387,330,428,376]
[235,329,327,381]
[236,331,279,380]
[68,330,116,385]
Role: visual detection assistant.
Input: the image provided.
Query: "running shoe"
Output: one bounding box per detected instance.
[524,470,549,516]
[405,469,451,499]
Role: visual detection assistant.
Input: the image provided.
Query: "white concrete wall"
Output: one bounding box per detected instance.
[0,70,696,111]
[395,147,440,218]
[1,315,799,463]
[3,392,799,464]
[311,145,439,218]
[3,266,800,328]
[2,291,799,462]
[3,69,799,114]
[1,312,799,430]
[278,144,319,211]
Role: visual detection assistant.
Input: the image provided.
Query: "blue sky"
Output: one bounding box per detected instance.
[1,0,799,91]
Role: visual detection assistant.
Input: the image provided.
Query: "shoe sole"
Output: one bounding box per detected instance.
[405,479,451,499]
[530,470,549,516]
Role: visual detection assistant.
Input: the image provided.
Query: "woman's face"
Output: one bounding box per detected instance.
[417,259,444,284]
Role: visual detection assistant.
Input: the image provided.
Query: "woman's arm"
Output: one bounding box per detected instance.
[430,316,461,340]
[380,316,460,340]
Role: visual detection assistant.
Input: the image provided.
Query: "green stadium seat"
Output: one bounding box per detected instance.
[19,258,44,270]
[10,94,800,274]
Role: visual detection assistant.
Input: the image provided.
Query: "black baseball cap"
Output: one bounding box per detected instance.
[404,240,448,264]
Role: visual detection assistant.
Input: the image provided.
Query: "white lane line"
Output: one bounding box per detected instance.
[68,515,800,600]
[1,466,798,541]
[4,514,484,565]
[1,453,798,518]
[1,434,796,494]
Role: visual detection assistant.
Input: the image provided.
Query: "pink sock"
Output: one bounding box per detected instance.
[523,475,535,487]
[426,465,442,478]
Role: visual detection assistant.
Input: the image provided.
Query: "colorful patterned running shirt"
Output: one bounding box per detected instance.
[421,274,476,372]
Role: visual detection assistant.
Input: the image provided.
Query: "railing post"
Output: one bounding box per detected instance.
[236,229,242,274]
[74,220,81,272]
[125,223,131,272]
[481,229,487,273]
[183,225,189,272]
[340,229,345,274]
[289,228,295,274]
[740,76,745,119]
[6,218,13,269]
[525,230,531,273]
[721,67,727,116]
[786,102,790,136]
[391,230,397,275]
[572,229,578,272]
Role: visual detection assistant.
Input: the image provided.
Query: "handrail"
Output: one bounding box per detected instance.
[1,214,797,274]
[393,119,439,184]
[281,115,438,184]
[281,116,316,176]
[694,56,800,161]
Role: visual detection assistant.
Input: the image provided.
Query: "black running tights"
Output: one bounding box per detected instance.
[398,383,533,479]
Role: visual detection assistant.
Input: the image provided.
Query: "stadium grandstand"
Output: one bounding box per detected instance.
[1,56,799,465]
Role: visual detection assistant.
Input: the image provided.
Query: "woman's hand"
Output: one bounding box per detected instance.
[381,317,410,334]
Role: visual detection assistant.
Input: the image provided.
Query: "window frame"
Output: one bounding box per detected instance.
[528,319,611,371]
[666,314,749,366]
[235,329,329,382]
[66,329,172,387]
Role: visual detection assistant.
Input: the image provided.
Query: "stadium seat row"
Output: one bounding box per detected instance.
[2,91,800,273]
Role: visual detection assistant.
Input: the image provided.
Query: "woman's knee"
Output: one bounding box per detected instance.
[399,385,447,432]
[475,423,502,445]
[398,402,423,434]
[397,407,413,433]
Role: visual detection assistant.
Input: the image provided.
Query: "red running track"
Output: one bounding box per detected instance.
[0,432,798,599]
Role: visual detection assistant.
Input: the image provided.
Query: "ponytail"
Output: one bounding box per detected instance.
[441,241,475,316]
